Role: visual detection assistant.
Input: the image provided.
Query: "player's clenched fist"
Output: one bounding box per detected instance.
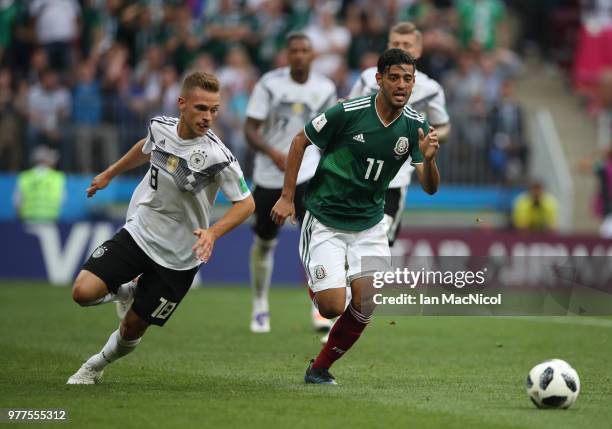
[270,196,296,225]
[418,126,439,161]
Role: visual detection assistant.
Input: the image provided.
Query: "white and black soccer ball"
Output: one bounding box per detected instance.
[526,359,580,409]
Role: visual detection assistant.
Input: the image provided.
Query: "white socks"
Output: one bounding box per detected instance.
[85,329,141,371]
[80,281,135,306]
[115,281,135,301]
[250,237,277,313]
[80,293,115,306]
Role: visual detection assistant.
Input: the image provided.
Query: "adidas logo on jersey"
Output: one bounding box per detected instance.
[353,133,365,143]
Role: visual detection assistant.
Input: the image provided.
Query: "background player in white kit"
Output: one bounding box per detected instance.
[66,72,255,384]
[349,22,451,246]
[244,32,337,333]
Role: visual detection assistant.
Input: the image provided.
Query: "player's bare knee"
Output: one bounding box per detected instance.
[72,271,105,305]
[72,277,92,306]
[317,300,345,319]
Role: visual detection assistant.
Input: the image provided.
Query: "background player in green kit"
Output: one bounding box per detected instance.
[271,49,440,384]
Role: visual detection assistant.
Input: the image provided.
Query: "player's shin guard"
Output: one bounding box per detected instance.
[312,302,371,370]
[250,237,277,312]
[85,329,141,371]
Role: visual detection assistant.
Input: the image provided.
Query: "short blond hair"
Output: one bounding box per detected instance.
[390,22,422,40]
[181,71,220,95]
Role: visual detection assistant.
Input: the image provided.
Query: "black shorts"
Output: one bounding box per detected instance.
[252,183,307,240]
[82,228,199,326]
[384,187,407,247]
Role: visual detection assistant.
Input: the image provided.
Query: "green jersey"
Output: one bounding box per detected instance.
[303,94,428,231]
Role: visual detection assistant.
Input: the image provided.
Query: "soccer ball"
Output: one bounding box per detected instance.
[526,359,580,409]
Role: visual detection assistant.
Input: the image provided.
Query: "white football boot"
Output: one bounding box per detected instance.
[66,363,104,385]
[250,311,271,333]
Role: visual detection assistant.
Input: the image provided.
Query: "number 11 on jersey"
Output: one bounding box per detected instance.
[364,158,384,181]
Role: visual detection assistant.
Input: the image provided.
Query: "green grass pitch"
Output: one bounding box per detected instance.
[1,282,611,428]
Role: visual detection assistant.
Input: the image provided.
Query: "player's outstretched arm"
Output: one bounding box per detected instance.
[414,127,440,195]
[270,130,311,225]
[244,117,286,171]
[192,195,255,263]
[86,138,151,198]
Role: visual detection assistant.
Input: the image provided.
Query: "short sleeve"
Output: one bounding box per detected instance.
[348,72,367,98]
[142,121,156,154]
[409,120,429,165]
[245,80,271,121]
[425,86,450,126]
[217,161,251,202]
[304,102,345,150]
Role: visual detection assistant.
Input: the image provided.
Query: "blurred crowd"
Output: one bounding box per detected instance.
[0,0,592,187]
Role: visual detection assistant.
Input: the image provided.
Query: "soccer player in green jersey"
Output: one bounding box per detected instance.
[271,49,440,384]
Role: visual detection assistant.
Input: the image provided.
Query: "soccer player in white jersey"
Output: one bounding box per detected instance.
[349,22,450,246]
[244,32,337,333]
[66,72,255,384]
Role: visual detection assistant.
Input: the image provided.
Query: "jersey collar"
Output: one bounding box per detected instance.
[374,93,403,128]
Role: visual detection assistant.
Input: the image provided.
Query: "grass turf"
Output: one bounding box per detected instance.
[1,282,611,429]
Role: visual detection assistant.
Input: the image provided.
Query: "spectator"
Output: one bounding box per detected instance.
[479,52,504,106]
[29,0,81,72]
[398,0,440,29]
[73,60,119,173]
[345,4,386,71]
[305,2,351,78]
[26,68,71,168]
[0,68,22,170]
[597,68,612,150]
[14,145,65,223]
[26,47,49,85]
[204,0,257,62]
[217,46,258,169]
[165,5,203,74]
[512,181,559,232]
[488,79,527,182]
[455,0,507,51]
[444,49,481,108]
[0,0,19,65]
[579,147,612,238]
[187,52,217,75]
[593,148,612,237]
[573,0,612,95]
[253,0,290,71]
[134,45,166,115]
[153,64,181,117]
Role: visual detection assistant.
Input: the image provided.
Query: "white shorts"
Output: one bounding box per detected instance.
[299,211,391,293]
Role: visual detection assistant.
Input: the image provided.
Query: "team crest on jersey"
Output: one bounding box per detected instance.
[292,102,304,115]
[313,265,327,280]
[166,155,179,173]
[394,137,409,156]
[188,150,207,170]
[92,245,107,259]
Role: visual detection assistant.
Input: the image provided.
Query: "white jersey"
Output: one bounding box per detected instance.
[246,67,337,188]
[348,67,449,188]
[124,116,251,270]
